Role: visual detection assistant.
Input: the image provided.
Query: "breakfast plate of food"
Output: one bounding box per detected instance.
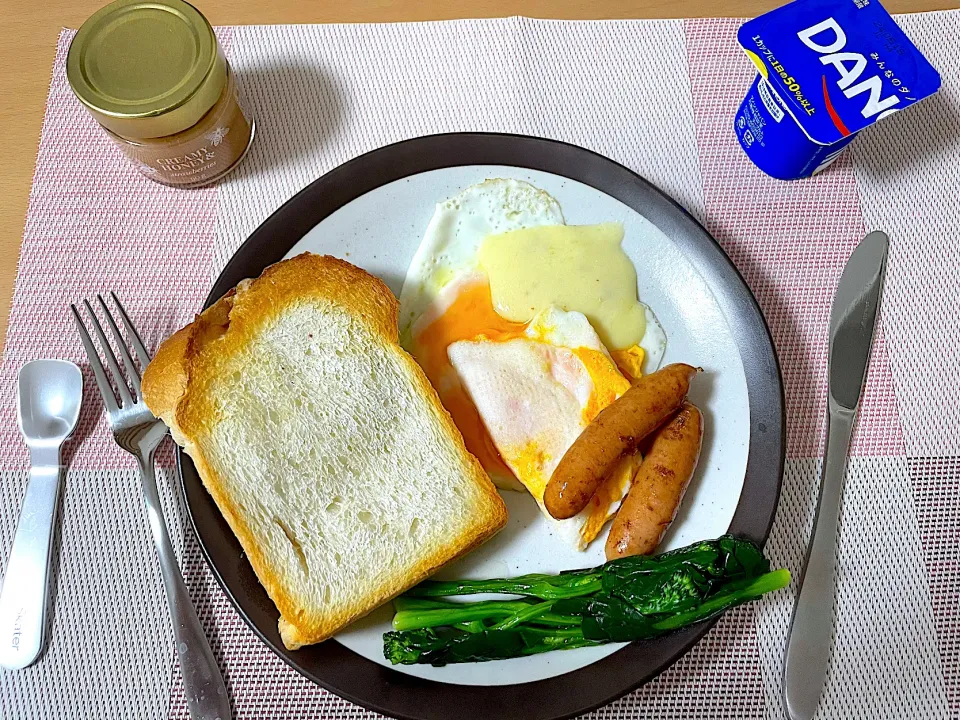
[150,133,785,719]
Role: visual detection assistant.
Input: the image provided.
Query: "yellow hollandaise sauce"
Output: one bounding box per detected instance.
[478,222,647,351]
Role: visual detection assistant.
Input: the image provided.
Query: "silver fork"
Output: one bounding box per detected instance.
[72,294,231,720]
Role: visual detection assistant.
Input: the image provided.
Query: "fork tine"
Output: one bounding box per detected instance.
[97,295,142,397]
[71,304,119,413]
[110,292,152,369]
[83,299,134,408]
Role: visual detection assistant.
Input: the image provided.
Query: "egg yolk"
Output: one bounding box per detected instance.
[410,280,526,480]
[610,345,646,382]
[579,453,639,547]
[573,346,630,423]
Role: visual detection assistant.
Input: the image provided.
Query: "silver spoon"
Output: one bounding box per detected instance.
[0,359,82,670]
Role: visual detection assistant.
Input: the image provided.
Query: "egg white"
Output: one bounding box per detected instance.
[640,305,667,371]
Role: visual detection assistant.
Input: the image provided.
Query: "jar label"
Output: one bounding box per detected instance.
[107,68,254,188]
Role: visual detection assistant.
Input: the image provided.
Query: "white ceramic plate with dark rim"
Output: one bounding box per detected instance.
[179,133,784,720]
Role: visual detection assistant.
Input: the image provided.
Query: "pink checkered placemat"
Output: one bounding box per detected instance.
[2,12,959,720]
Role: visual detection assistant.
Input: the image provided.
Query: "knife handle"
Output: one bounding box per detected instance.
[783,402,856,720]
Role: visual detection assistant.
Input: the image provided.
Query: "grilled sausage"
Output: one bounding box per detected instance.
[605,402,703,559]
[543,363,698,520]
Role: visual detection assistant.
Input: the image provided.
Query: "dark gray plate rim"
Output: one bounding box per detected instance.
[178,132,785,720]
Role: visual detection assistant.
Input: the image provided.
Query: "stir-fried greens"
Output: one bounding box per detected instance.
[383,535,789,665]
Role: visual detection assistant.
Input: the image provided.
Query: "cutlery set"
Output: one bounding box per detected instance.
[0,295,230,720]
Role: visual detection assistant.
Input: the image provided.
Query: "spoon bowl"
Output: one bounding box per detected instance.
[17,360,83,448]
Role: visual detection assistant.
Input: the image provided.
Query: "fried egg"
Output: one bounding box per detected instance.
[448,307,640,549]
[397,178,667,548]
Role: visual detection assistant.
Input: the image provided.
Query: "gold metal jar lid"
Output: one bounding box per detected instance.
[67,0,227,139]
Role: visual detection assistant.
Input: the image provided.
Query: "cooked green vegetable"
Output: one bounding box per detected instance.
[383,626,602,665]
[405,567,602,600]
[391,597,580,631]
[383,535,789,666]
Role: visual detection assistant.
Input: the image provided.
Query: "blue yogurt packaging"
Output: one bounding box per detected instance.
[734,0,941,180]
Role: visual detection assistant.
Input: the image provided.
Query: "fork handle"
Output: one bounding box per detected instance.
[138,454,231,720]
[0,464,63,670]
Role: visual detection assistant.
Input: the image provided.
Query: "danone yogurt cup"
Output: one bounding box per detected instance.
[734,0,941,180]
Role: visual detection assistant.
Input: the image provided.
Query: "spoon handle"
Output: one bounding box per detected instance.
[0,464,63,670]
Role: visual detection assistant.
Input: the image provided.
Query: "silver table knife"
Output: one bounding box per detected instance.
[783,230,889,720]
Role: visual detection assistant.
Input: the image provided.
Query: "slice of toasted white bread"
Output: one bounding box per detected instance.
[142,253,507,650]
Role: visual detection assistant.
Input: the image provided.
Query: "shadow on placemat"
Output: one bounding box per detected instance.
[232,60,348,184]
[852,91,960,180]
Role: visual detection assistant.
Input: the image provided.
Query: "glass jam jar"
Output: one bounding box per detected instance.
[67,0,254,188]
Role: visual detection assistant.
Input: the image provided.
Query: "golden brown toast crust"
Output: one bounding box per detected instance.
[142,253,507,649]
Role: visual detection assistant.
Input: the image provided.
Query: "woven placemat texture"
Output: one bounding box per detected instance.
[1,12,958,719]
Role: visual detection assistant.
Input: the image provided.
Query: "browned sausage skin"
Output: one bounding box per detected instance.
[543,363,698,520]
[605,401,704,560]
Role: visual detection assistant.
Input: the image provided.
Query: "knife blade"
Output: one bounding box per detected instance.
[783,231,889,720]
